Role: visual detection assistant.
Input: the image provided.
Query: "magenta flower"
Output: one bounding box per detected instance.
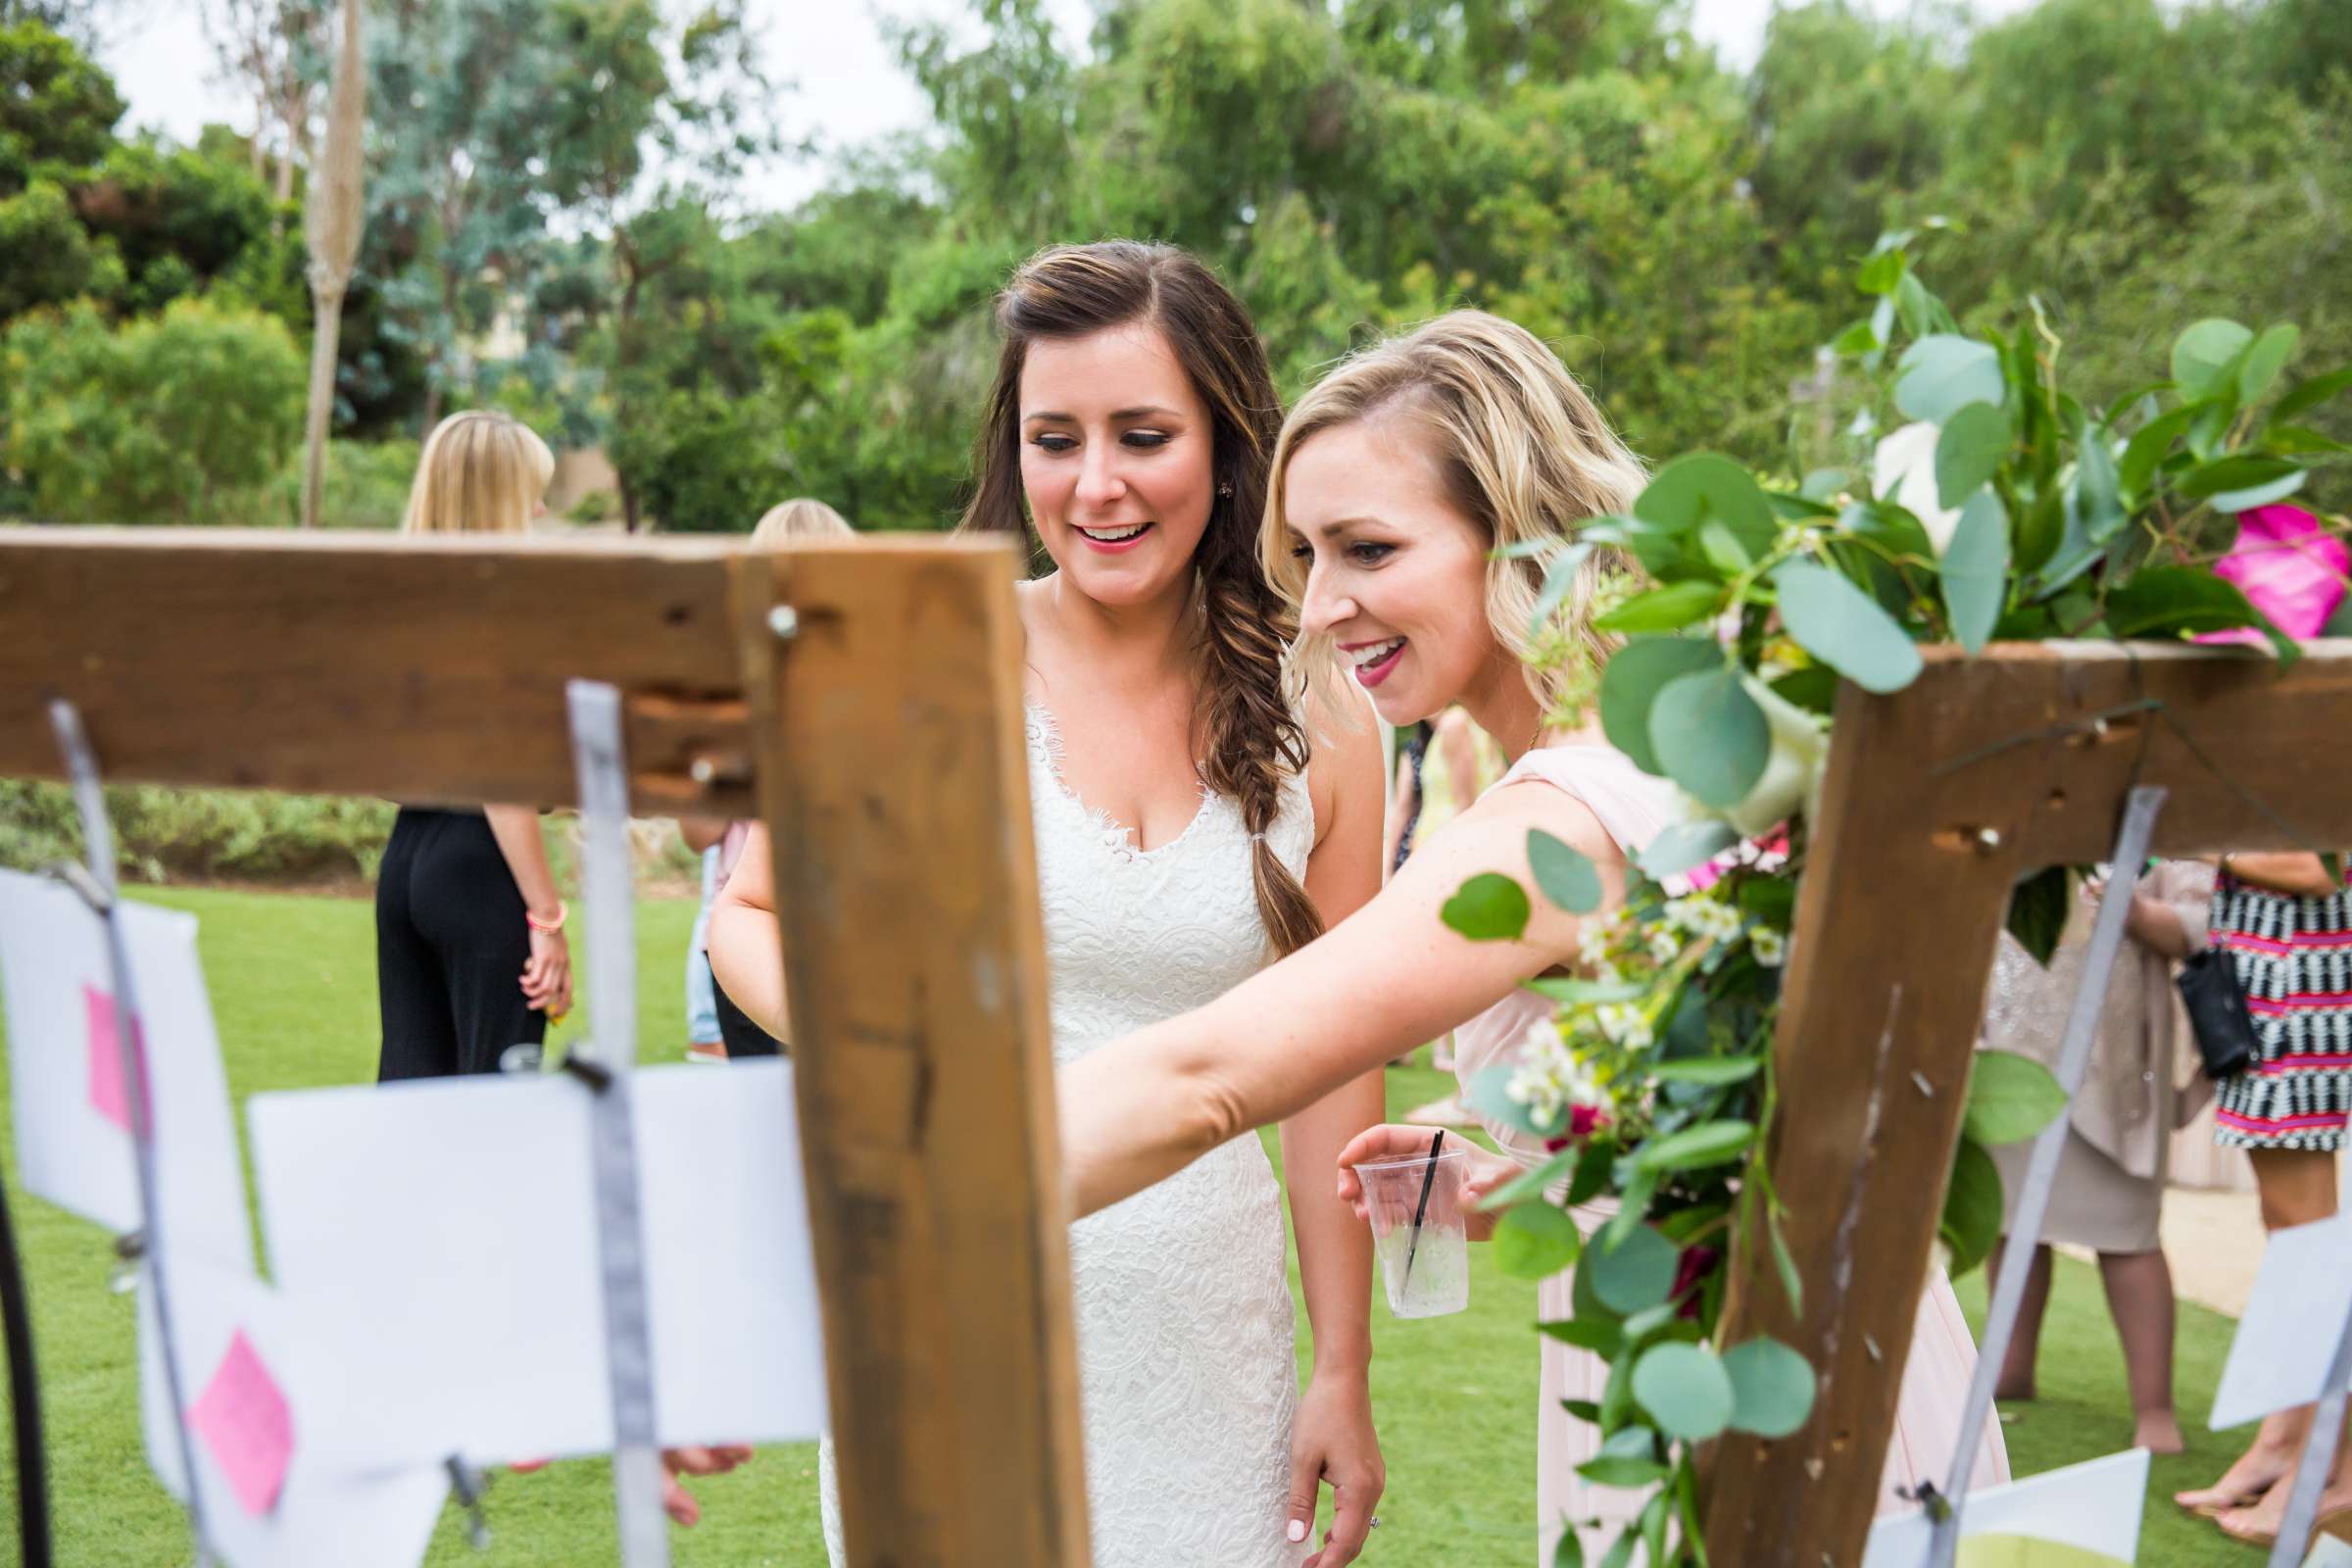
[2193,505,2348,648]
[1671,1244,1721,1320]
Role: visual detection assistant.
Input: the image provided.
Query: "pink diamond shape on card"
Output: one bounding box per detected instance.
[190,1330,294,1516]
[83,984,152,1138]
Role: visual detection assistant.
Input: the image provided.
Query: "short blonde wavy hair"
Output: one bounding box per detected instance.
[1260,310,1647,719]
[750,497,854,544]
[401,411,555,535]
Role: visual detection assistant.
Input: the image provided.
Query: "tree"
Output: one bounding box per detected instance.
[2,298,305,523]
[300,0,365,527]
[0,17,122,194]
[202,0,329,215]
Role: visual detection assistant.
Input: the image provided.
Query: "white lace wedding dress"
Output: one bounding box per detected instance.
[821,705,1314,1566]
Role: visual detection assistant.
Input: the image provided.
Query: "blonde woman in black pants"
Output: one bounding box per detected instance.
[376,413,572,1080]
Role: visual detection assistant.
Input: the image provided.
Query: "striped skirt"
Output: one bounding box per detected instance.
[2213,873,2352,1151]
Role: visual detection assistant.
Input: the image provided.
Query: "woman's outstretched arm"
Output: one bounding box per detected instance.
[1060,782,1626,1217]
[707,823,791,1042]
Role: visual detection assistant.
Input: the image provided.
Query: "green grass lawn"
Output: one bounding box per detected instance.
[0,886,2265,1565]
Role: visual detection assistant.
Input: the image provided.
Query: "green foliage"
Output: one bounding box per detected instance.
[2,297,305,523]
[0,780,395,882]
[0,18,122,194]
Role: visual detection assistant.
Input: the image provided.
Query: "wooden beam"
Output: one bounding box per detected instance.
[0,528,756,816]
[1707,639,2352,1565]
[732,545,1088,1567]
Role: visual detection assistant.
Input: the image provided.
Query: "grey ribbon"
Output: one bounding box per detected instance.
[565,681,668,1568]
[1927,784,2168,1567]
[46,699,214,1567]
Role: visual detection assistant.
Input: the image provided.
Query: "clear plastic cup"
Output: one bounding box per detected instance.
[1353,1147,1472,1318]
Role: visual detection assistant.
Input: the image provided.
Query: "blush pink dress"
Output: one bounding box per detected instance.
[1447,743,2010,1565]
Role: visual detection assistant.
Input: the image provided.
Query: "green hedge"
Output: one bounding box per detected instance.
[0,779,396,883]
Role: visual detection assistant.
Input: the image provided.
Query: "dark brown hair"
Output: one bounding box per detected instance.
[962,240,1319,956]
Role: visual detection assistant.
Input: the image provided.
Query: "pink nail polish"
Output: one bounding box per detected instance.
[1287,1520,1307,1543]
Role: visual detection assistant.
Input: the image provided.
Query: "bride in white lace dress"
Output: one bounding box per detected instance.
[711,241,1390,1567]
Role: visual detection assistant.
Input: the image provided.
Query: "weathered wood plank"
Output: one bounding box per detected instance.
[0,527,754,814]
[732,544,1087,1567]
[1708,639,2352,1565]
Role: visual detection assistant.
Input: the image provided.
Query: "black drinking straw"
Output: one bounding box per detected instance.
[1402,1130,1446,1284]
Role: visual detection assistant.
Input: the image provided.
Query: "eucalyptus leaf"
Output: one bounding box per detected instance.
[1481,1148,1576,1210]
[1442,872,1532,942]
[1496,1200,1585,1280]
[1649,668,1771,808]
[1856,249,1904,296]
[1634,454,1778,559]
[1598,637,1721,775]
[2178,454,2299,500]
[1467,1064,1559,1140]
[2172,318,2254,402]
[1965,1050,2070,1147]
[1939,490,2010,655]
[1632,1343,1735,1443]
[2238,323,2300,406]
[1543,1316,1623,1358]
[1935,401,2010,508]
[1769,1213,1804,1314]
[1633,1119,1756,1173]
[1647,1055,1762,1086]
[1894,334,2003,423]
[1526,828,1603,914]
[1594,579,1724,633]
[2005,865,2069,965]
[2075,424,2124,542]
[2272,367,2352,423]
[1941,1137,2004,1277]
[1577,1455,1670,1490]
[2118,405,2196,500]
[1722,1337,1817,1438]
[1637,819,1738,879]
[1529,542,1597,636]
[2105,565,2266,639]
[2212,468,2310,514]
[1587,1222,1681,1314]
[1772,561,1924,693]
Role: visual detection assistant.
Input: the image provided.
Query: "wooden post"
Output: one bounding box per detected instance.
[0,527,1087,1568]
[730,540,1087,1567]
[1708,639,2352,1565]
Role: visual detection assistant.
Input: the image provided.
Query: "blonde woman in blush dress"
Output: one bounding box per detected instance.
[1054,310,2007,1565]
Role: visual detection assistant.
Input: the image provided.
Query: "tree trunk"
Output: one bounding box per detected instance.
[301,286,345,527]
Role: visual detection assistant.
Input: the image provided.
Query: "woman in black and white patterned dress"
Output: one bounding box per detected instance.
[2178,851,2352,1546]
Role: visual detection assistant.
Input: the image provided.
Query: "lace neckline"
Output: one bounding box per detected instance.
[1026,702,1216,862]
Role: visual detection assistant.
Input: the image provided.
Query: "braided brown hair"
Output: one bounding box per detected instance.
[961,240,1321,956]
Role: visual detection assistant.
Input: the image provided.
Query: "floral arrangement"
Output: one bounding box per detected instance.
[1446,234,2352,1566]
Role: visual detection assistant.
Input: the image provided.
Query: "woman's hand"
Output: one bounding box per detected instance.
[1287,1370,1384,1568]
[1335,1125,1523,1242]
[521,923,571,1016]
[662,1444,753,1526]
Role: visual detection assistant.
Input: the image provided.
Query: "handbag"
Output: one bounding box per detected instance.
[2177,947,2259,1081]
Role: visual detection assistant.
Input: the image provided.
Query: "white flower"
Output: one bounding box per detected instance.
[1871,420,1962,555]
[1578,923,1615,966]
[1593,960,1624,988]
[1751,927,1787,967]
[1648,929,1682,966]
[1596,1004,1654,1051]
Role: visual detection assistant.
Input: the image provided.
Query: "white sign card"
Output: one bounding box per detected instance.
[0,867,251,1271]
[137,1256,448,1568]
[2213,1215,2352,1431]
[249,1058,827,1474]
[1861,1449,2151,1568]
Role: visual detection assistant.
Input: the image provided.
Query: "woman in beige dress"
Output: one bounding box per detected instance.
[1055,309,2006,1564]
[1981,860,2214,1454]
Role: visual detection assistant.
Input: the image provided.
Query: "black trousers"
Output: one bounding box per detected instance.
[708,953,781,1059]
[375,808,546,1081]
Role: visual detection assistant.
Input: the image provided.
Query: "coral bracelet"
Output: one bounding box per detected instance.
[526,902,567,934]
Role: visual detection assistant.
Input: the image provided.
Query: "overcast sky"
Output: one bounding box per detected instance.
[98,0,2030,213]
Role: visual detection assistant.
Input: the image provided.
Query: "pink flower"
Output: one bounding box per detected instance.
[2193,505,2348,648]
[1542,1105,1612,1152]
